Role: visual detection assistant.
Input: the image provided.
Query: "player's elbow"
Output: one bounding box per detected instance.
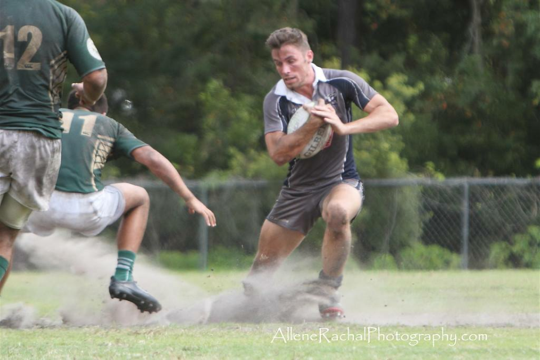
[269,151,290,166]
[390,111,399,127]
[266,133,294,166]
[270,154,287,166]
[83,69,108,97]
[384,106,399,128]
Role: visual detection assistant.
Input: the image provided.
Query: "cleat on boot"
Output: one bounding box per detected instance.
[319,303,345,320]
[109,277,162,313]
[308,279,344,321]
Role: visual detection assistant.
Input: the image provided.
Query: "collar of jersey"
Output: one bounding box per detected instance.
[274,63,327,105]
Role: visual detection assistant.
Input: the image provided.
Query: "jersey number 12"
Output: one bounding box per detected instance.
[0,25,42,70]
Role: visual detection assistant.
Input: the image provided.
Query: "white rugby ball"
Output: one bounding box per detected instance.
[287,102,333,159]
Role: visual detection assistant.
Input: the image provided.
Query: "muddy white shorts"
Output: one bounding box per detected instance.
[0,130,61,211]
[24,185,126,237]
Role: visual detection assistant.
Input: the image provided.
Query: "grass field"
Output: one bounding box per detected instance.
[1,267,539,359]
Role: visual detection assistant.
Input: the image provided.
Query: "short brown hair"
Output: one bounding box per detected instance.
[265,27,311,51]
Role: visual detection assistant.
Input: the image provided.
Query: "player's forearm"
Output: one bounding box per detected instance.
[150,158,196,201]
[82,69,108,105]
[346,105,399,134]
[135,147,196,202]
[270,133,311,165]
[268,119,324,165]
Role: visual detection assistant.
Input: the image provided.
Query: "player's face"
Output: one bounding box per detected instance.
[271,44,314,91]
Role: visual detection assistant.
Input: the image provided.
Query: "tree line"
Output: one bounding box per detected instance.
[61,0,540,180]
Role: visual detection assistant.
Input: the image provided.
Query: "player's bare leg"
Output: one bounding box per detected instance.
[244,220,304,294]
[112,183,150,253]
[318,183,362,318]
[321,184,361,277]
[0,193,32,294]
[0,223,18,294]
[107,183,161,313]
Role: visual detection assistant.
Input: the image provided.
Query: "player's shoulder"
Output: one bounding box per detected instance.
[46,0,84,25]
[264,84,280,101]
[263,83,283,109]
[322,68,365,82]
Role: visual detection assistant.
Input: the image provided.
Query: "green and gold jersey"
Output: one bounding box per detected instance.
[56,109,147,193]
[0,0,106,139]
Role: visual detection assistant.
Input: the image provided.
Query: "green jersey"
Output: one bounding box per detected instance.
[0,0,106,139]
[56,109,147,193]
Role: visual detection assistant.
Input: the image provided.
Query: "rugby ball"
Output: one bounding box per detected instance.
[287,102,333,159]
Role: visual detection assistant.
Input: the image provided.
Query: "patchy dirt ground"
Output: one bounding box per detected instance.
[1,233,538,329]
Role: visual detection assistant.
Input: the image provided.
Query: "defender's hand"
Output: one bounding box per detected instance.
[71,82,96,107]
[186,198,217,227]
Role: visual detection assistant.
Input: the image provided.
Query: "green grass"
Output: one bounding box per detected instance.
[1,269,539,359]
[1,324,538,359]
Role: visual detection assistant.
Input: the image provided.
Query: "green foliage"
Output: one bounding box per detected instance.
[157,247,252,271]
[422,162,445,180]
[398,243,461,270]
[370,254,399,270]
[228,149,288,180]
[354,185,423,261]
[208,246,254,270]
[198,79,262,175]
[511,226,540,268]
[358,0,539,177]
[487,242,513,269]
[489,226,540,269]
[157,250,200,270]
[58,0,539,179]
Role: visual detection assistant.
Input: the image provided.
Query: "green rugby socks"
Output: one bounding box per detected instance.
[113,250,136,282]
[0,255,9,282]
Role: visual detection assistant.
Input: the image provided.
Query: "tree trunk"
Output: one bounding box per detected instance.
[338,0,358,69]
[465,0,484,69]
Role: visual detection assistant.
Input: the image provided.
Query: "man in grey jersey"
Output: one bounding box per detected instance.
[244,27,399,319]
[0,0,108,290]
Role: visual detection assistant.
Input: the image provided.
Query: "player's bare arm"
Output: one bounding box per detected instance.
[72,68,108,106]
[265,100,326,166]
[131,146,216,227]
[311,94,399,135]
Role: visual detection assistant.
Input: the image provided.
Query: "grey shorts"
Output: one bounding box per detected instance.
[0,130,61,211]
[266,179,364,235]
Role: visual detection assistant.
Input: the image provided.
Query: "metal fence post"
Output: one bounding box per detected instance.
[461,181,470,269]
[198,184,209,270]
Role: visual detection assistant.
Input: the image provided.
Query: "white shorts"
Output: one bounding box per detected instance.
[24,185,126,237]
[0,130,61,211]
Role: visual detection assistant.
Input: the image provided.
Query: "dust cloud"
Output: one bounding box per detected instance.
[1,232,538,329]
[0,232,330,328]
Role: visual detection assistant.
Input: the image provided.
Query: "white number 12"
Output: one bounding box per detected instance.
[0,25,43,70]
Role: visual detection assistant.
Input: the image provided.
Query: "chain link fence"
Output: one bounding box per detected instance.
[131,178,540,270]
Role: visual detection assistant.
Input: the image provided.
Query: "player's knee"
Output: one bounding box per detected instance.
[134,186,150,207]
[324,203,349,232]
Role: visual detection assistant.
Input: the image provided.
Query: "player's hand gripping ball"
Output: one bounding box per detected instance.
[287,102,333,159]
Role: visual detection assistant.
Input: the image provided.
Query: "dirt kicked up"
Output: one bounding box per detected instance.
[1,232,538,329]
